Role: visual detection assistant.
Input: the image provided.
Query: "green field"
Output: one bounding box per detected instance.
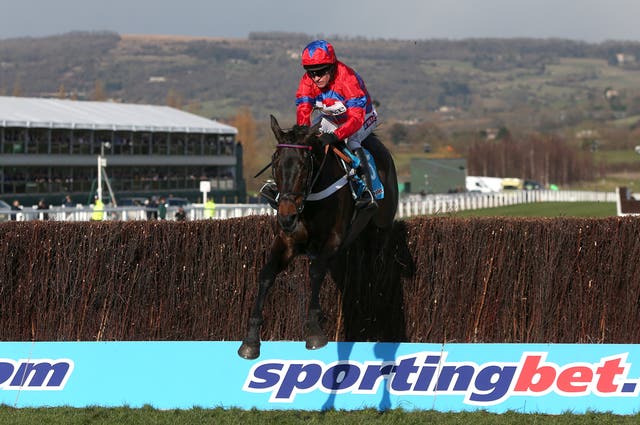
[1,406,638,424]
[449,201,617,218]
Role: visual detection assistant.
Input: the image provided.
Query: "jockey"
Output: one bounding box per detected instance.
[261,39,379,210]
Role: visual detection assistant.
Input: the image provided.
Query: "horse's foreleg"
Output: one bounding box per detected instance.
[238,238,291,360]
[237,268,274,359]
[305,259,329,350]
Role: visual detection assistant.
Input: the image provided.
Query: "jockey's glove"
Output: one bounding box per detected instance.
[319,132,340,147]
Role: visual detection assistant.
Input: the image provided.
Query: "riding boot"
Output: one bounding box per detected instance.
[259,181,279,210]
[354,148,378,210]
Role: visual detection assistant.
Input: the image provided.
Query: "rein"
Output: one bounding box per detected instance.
[301,145,350,200]
[254,161,272,178]
[275,143,339,210]
[276,143,313,150]
[260,142,353,209]
[253,144,314,178]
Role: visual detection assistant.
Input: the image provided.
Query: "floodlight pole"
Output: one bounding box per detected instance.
[97,142,117,206]
[97,144,105,202]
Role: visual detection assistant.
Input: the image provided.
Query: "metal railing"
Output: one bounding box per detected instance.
[396,190,617,218]
[0,190,617,222]
[0,203,276,222]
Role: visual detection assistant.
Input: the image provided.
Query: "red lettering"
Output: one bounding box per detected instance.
[557,366,593,393]
[596,358,625,393]
[514,355,556,392]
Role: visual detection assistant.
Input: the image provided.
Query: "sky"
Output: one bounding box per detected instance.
[3,0,640,43]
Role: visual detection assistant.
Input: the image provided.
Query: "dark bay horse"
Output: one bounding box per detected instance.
[238,115,398,359]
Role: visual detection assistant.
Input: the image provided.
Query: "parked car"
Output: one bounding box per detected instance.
[165,197,189,207]
[524,180,543,190]
[118,197,147,207]
[501,178,524,191]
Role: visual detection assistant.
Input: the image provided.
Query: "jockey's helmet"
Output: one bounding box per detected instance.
[301,40,337,70]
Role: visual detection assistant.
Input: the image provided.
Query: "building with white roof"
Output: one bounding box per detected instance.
[0,96,244,205]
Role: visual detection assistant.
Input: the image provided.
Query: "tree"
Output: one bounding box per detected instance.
[409,122,447,149]
[232,107,257,149]
[466,132,596,186]
[12,77,22,97]
[166,88,184,109]
[230,107,262,191]
[92,80,106,101]
[389,122,408,145]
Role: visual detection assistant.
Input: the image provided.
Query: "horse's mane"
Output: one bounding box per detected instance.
[280,124,319,148]
[291,124,310,132]
[290,125,312,140]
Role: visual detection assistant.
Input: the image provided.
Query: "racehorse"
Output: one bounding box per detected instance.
[238,115,398,359]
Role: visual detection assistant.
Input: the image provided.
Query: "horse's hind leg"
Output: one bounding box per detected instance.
[305,259,329,350]
[238,238,290,360]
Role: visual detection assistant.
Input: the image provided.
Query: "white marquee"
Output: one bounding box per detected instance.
[0,96,237,134]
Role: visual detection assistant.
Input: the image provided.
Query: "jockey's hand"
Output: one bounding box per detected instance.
[319,132,340,147]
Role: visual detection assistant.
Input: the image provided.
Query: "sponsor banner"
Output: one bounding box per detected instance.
[0,341,639,413]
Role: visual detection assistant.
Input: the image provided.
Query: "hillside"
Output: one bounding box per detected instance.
[3,32,640,124]
[2,31,640,190]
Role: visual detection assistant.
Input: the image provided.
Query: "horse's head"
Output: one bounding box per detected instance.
[269,115,322,233]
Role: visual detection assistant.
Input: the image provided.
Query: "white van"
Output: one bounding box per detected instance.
[466,176,503,193]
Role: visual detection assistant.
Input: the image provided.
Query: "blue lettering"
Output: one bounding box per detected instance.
[321,364,360,391]
[10,362,71,388]
[0,359,74,390]
[469,365,517,403]
[247,363,283,390]
[390,357,419,391]
[0,361,15,386]
[414,355,440,391]
[435,365,475,391]
[360,364,393,391]
[275,363,322,400]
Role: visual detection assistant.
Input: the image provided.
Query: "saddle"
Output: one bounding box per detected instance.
[307,146,384,203]
[261,146,384,207]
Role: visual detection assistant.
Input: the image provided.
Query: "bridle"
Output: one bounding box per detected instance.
[273,143,328,214]
[273,143,314,214]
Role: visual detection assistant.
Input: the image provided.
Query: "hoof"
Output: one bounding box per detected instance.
[305,333,328,350]
[238,341,261,360]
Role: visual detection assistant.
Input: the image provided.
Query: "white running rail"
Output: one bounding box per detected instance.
[0,190,616,222]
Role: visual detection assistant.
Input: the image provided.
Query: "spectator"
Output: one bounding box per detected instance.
[204,198,216,219]
[62,195,74,208]
[175,207,186,221]
[10,200,22,221]
[62,194,74,220]
[37,199,49,220]
[91,196,104,221]
[146,197,158,220]
[157,197,167,220]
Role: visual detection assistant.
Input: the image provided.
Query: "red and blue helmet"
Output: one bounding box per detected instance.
[301,40,337,69]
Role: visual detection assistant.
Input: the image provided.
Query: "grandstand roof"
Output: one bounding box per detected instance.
[0,96,237,134]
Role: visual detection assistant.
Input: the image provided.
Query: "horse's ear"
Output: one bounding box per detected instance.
[304,122,323,147]
[270,115,284,142]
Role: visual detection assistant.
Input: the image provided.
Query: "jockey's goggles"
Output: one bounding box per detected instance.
[306,65,332,78]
